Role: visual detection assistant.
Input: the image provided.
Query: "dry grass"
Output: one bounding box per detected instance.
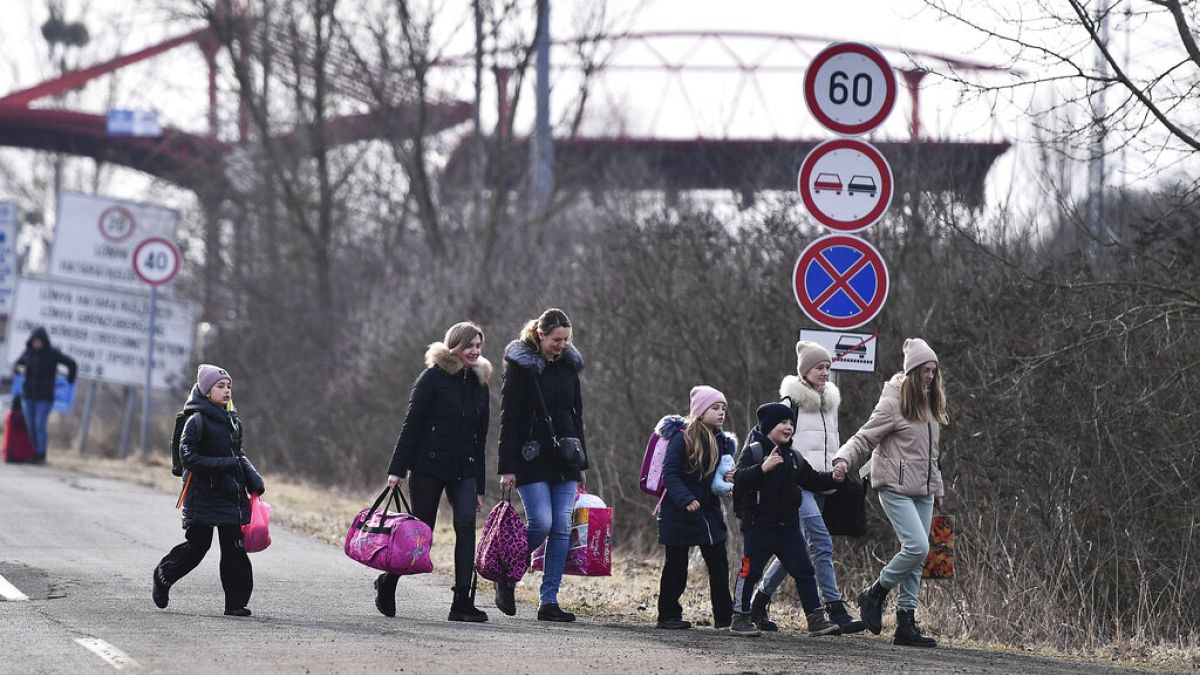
[45,452,1196,671]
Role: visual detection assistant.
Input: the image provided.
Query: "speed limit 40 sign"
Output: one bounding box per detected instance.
[804,42,897,136]
[132,237,181,286]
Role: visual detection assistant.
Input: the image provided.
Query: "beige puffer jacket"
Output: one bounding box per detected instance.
[834,373,943,498]
[780,375,840,481]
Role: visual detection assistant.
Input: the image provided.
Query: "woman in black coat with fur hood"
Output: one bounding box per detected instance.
[152,364,264,617]
[495,308,588,623]
[376,321,492,622]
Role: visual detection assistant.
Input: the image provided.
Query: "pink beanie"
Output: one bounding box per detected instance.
[902,338,938,374]
[689,385,727,419]
[795,340,832,377]
[197,364,231,395]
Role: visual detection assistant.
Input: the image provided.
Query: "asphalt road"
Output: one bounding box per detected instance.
[0,464,1148,674]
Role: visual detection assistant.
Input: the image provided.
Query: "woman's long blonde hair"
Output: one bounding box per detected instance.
[899,366,949,425]
[683,416,720,477]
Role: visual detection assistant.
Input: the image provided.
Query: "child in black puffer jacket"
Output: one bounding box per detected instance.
[730,402,841,637]
[152,364,265,617]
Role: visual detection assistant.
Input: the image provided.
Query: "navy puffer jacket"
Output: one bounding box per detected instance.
[657,424,736,547]
[178,385,264,527]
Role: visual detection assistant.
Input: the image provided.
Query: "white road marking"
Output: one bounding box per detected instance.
[0,574,29,601]
[75,638,140,670]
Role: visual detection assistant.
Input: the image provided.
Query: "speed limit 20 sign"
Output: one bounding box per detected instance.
[804,42,897,136]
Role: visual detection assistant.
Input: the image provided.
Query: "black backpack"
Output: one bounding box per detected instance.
[732,442,765,518]
[170,411,204,477]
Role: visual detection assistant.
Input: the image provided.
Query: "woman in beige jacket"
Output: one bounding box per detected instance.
[832,338,946,648]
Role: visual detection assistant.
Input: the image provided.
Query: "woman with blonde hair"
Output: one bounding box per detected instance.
[376,321,492,622]
[496,308,588,622]
[833,338,948,647]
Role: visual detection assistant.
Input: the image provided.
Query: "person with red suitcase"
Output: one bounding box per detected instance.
[12,327,77,464]
[3,394,35,463]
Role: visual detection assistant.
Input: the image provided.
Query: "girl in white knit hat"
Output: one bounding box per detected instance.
[832,338,947,647]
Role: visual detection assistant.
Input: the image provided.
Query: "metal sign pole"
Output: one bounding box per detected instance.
[140,285,157,458]
[76,379,97,454]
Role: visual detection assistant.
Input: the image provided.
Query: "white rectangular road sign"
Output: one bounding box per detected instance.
[48,192,179,293]
[4,277,198,390]
[0,202,18,315]
[799,329,878,373]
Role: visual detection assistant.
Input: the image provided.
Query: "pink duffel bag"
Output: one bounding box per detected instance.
[476,495,528,583]
[241,493,272,553]
[344,487,434,576]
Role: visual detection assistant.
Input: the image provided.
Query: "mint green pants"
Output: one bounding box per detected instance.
[877,490,935,611]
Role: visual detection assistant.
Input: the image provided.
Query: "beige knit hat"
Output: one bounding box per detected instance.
[795,340,832,377]
[902,338,938,374]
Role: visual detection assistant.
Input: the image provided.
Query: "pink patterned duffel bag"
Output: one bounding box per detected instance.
[344,487,434,576]
[476,495,528,583]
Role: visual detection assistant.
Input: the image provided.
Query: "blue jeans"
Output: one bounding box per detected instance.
[759,490,841,602]
[518,479,577,605]
[22,398,54,459]
[877,490,935,611]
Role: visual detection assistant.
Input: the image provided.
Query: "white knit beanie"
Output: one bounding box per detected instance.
[902,338,938,374]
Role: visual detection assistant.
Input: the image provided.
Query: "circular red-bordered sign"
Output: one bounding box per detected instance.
[797,138,893,232]
[132,237,181,286]
[98,205,137,243]
[793,234,889,330]
[804,42,897,136]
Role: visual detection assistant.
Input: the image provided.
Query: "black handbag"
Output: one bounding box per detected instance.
[821,474,867,537]
[531,379,586,470]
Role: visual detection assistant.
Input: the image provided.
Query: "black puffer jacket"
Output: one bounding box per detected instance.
[14,327,77,401]
[388,343,491,494]
[179,385,264,527]
[498,339,587,487]
[733,428,836,530]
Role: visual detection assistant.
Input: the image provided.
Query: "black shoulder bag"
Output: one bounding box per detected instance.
[821,472,867,537]
[526,378,586,470]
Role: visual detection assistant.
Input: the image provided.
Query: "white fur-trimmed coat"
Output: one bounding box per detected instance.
[780,375,841,475]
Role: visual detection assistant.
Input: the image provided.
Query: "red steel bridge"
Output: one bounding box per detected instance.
[0,27,1010,207]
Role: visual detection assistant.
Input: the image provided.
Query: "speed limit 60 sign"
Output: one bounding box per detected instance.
[804,42,897,136]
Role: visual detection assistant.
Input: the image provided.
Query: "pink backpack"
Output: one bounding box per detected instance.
[638,415,686,496]
[344,487,434,576]
[476,496,528,583]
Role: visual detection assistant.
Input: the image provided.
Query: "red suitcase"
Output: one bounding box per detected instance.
[3,408,35,463]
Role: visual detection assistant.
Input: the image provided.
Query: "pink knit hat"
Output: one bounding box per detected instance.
[689,385,727,419]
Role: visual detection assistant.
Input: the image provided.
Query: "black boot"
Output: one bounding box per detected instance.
[448,586,488,623]
[856,581,890,635]
[536,602,576,622]
[152,567,170,609]
[893,609,937,647]
[826,600,866,635]
[374,573,397,618]
[749,591,778,632]
[493,579,517,616]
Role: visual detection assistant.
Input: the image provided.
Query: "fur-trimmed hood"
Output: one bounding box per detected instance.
[779,376,840,413]
[503,339,584,375]
[425,342,493,385]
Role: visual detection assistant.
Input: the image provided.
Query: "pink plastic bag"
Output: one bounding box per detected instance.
[476,496,528,583]
[242,493,272,553]
[344,487,434,576]
[532,488,613,577]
